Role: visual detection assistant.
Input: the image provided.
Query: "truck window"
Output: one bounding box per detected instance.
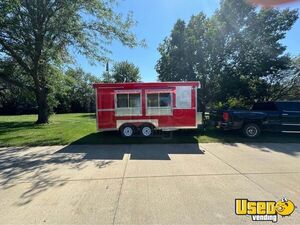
[276,102,300,111]
[147,93,172,115]
[116,93,141,116]
[251,102,277,111]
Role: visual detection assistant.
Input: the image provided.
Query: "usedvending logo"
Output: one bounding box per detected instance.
[235,198,296,223]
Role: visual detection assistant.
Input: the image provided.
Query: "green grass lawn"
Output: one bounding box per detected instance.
[0,113,299,146]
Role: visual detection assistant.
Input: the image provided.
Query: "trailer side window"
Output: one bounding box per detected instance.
[147,93,172,115]
[129,94,141,107]
[147,94,159,107]
[160,93,171,107]
[117,94,128,108]
[116,93,141,116]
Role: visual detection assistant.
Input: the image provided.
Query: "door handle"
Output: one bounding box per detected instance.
[282,113,288,116]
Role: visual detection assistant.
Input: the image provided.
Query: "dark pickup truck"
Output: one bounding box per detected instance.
[210,101,300,138]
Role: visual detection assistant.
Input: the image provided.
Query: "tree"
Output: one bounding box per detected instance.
[283,57,300,100]
[111,61,141,82]
[156,0,298,112]
[0,65,101,114]
[55,68,100,113]
[156,19,192,82]
[0,0,141,123]
[101,62,113,83]
[156,15,225,115]
[101,71,113,83]
[216,2,298,104]
[0,59,37,114]
[185,13,224,114]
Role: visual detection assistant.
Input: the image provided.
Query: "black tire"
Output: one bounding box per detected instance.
[140,124,154,137]
[120,124,136,137]
[242,123,261,138]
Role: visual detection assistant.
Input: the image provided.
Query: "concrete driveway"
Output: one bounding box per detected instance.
[0,143,300,225]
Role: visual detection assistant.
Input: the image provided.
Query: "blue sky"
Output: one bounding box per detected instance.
[76,0,300,82]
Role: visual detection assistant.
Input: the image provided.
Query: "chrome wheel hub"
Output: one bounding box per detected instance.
[123,127,133,137]
[246,126,257,137]
[142,127,152,136]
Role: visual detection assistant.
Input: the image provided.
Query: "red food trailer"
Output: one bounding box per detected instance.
[93,81,201,137]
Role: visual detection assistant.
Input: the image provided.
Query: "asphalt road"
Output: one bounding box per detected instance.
[0,143,300,225]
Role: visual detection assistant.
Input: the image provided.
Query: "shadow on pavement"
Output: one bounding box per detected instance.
[56,143,204,161]
[129,144,204,160]
[0,146,111,205]
[0,143,203,205]
[70,130,201,145]
[57,126,203,160]
[244,143,300,156]
[56,145,129,160]
[68,128,300,146]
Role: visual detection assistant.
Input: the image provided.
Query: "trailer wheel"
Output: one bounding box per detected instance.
[242,123,261,138]
[140,124,154,137]
[120,124,135,137]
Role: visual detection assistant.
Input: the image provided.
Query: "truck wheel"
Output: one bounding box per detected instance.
[243,123,261,138]
[140,124,154,137]
[120,124,135,137]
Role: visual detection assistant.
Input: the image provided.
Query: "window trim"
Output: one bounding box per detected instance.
[115,91,142,116]
[146,92,173,116]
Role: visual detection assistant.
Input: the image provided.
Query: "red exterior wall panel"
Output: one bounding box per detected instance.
[98,89,114,109]
[97,111,115,129]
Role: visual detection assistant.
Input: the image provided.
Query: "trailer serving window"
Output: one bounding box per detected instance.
[146,92,172,115]
[115,92,141,116]
[176,86,192,109]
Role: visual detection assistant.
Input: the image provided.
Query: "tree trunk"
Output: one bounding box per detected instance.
[35,89,49,124]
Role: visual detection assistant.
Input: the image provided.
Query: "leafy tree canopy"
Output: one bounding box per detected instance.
[111,60,141,83]
[156,0,299,111]
[0,0,142,123]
